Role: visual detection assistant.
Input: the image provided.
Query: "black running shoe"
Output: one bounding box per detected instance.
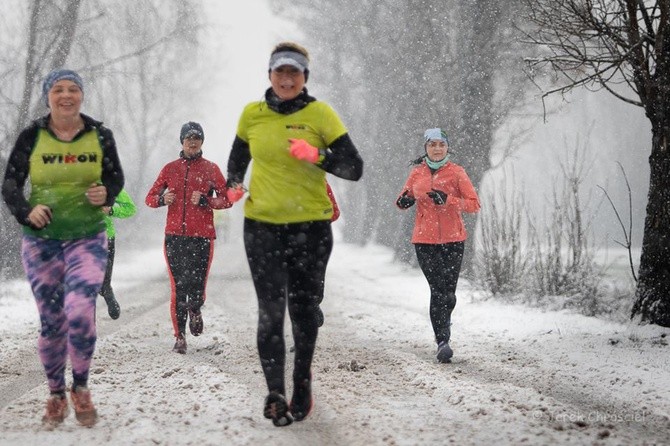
[436,341,453,363]
[263,392,293,427]
[102,291,121,320]
[173,336,187,354]
[290,376,313,422]
[189,309,203,336]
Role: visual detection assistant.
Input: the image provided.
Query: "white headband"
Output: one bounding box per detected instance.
[269,51,309,72]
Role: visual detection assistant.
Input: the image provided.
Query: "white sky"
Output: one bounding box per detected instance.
[195,0,302,167]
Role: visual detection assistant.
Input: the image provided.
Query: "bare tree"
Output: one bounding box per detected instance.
[597,162,638,282]
[523,0,670,327]
[15,0,82,132]
[475,170,528,296]
[269,0,535,270]
[527,141,603,304]
[0,0,203,278]
[77,0,202,193]
[0,0,84,277]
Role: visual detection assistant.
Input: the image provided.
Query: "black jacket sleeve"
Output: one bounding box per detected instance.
[320,133,363,181]
[1,125,39,226]
[98,126,124,205]
[227,135,251,185]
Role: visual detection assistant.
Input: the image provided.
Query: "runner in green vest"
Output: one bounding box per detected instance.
[99,188,137,319]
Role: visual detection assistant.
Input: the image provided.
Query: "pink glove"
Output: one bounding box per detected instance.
[289,139,319,163]
[226,186,246,203]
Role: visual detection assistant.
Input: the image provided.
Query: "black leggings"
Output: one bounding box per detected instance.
[99,236,116,299]
[415,242,464,344]
[164,235,213,337]
[244,218,333,395]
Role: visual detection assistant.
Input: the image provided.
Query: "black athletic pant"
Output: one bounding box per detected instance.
[415,242,465,344]
[243,218,333,396]
[164,235,213,337]
[99,236,116,299]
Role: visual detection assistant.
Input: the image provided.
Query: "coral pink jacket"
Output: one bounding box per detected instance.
[397,161,480,244]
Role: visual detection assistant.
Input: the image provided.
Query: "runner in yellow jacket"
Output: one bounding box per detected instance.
[226,42,363,427]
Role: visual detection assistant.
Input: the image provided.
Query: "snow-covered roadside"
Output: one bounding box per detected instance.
[0,239,168,366]
[0,240,668,446]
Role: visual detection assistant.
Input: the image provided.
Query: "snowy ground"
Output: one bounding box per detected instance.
[0,235,669,446]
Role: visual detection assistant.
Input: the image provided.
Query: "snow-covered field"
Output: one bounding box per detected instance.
[0,236,668,446]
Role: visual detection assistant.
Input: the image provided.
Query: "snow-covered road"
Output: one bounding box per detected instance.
[1,239,668,446]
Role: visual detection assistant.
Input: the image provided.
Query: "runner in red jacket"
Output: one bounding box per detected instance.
[396,128,480,364]
[145,122,233,354]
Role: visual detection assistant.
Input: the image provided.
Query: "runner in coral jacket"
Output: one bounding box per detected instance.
[145,122,233,354]
[396,127,480,364]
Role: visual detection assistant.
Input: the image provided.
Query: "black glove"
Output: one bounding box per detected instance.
[426,189,447,205]
[396,190,416,209]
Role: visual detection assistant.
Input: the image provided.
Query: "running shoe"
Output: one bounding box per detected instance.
[263,392,293,427]
[290,375,314,422]
[70,386,98,427]
[436,341,453,363]
[42,394,69,428]
[173,335,187,354]
[103,291,121,320]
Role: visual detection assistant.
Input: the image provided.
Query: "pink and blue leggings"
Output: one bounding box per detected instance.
[21,232,107,393]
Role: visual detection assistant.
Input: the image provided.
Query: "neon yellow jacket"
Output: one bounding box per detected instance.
[104,188,136,238]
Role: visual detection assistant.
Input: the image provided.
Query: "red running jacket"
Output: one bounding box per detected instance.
[397,161,480,244]
[326,182,340,222]
[145,154,232,239]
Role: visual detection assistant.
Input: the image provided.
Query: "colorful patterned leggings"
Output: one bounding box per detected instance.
[21,232,107,392]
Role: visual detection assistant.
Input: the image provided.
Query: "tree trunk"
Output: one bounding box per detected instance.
[1,0,82,279]
[2,0,45,279]
[455,0,499,276]
[631,122,670,327]
[51,0,82,67]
